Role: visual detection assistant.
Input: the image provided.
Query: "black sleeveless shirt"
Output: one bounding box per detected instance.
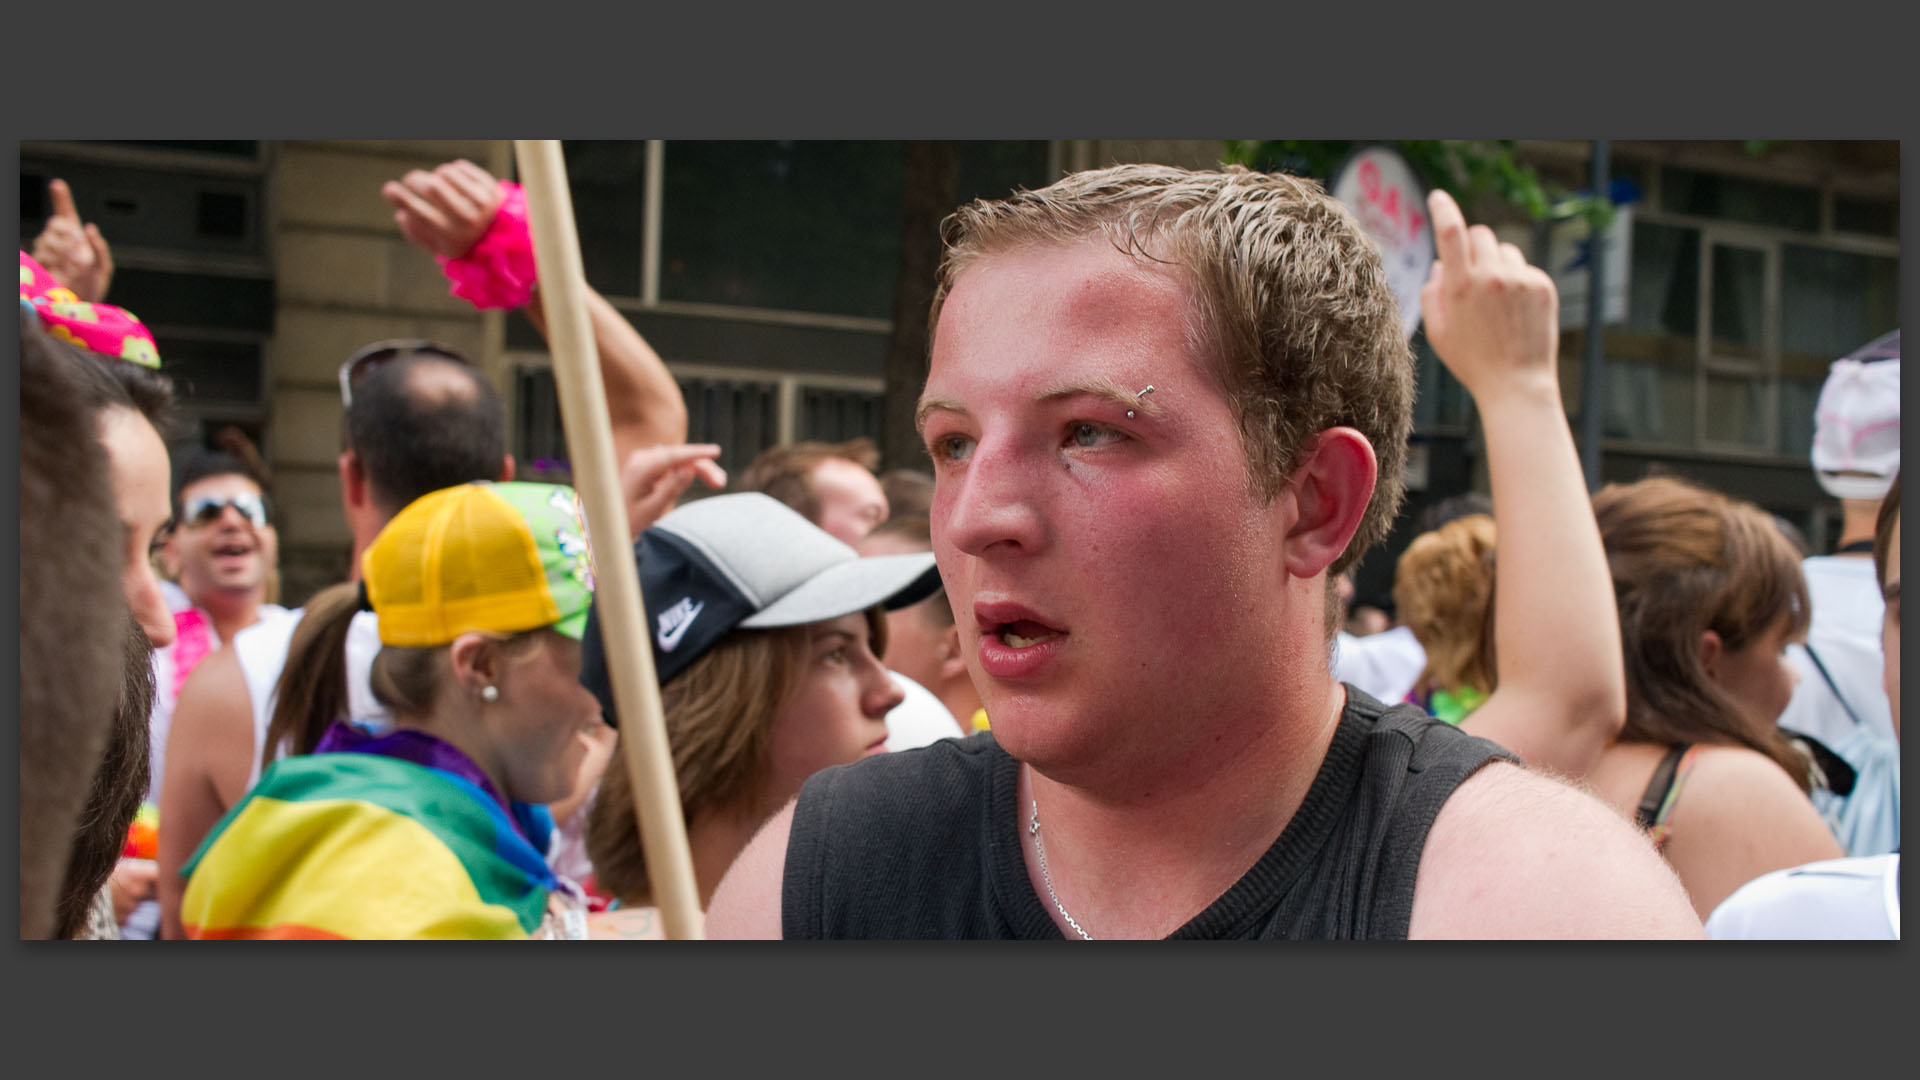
[782,690,1513,939]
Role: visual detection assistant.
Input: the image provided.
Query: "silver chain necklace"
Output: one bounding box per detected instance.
[1029,796,1093,940]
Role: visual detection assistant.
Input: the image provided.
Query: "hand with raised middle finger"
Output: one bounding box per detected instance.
[1418,188,1560,400]
[381,159,504,259]
[30,179,115,302]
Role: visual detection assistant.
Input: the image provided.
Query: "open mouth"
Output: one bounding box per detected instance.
[995,619,1063,649]
[973,602,1068,679]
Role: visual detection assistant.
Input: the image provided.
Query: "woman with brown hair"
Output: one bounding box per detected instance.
[1584,475,1845,919]
[581,493,941,938]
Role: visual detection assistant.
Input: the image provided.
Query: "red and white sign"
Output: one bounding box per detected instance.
[1330,146,1435,340]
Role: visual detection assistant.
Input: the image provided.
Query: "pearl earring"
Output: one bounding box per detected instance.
[481,685,499,703]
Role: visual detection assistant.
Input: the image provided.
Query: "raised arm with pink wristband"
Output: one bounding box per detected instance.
[434,180,539,310]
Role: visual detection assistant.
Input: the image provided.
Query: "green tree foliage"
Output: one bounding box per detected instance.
[1222,140,1618,230]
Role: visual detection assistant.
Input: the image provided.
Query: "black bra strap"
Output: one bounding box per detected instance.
[1635,744,1690,831]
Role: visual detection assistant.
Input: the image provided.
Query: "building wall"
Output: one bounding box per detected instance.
[264,140,512,604]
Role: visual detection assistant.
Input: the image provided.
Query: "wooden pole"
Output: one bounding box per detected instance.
[513,140,704,939]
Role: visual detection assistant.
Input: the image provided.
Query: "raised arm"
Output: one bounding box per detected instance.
[30,178,115,302]
[1419,190,1625,778]
[382,158,693,467]
[522,280,688,469]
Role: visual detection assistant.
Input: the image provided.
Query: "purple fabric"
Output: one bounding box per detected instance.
[311,720,558,856]
[313,721,509,814]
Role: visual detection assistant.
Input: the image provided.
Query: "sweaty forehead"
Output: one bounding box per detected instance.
[928,241,1198,397]
[942,240,1185,328]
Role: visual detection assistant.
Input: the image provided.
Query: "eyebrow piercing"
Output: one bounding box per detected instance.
[1128,384,1154,419]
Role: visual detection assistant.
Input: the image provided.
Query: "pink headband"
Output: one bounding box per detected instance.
[19,250,161,369]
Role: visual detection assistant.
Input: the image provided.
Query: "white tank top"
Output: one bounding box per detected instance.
[233,606,387,788]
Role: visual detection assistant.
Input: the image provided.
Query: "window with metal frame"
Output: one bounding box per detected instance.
[1592,162,1897,461]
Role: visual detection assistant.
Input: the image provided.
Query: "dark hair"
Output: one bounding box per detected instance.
[53,613,154,939]
[736,438,881,525]
[99,356,177,434]
[173,448,263,521]
[48,336,179,436]
[18,316,127,938]
[1593,476,1814,791]
[343,352,506,517]
[42,331,177,432]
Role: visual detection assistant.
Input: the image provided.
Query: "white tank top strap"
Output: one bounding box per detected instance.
[233,606,303,790]
[343,610,384,724]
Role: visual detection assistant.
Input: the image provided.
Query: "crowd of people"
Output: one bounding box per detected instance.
[19,153,1899,940]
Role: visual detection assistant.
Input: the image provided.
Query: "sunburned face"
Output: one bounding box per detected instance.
[762,611,901,808]
[98,405,175,648]
[917,239,1305,781]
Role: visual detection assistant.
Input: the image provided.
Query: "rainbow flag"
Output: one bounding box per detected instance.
[180,752,564,940]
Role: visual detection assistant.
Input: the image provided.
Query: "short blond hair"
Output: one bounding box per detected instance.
[931,164,1415,575]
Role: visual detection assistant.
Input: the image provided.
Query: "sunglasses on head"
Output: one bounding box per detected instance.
[338,339,474,406]
[182,491,269,528]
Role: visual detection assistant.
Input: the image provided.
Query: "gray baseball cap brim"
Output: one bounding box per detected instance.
[740,551,940,629]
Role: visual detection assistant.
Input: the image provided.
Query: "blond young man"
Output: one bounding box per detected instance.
[708,166,1700,939]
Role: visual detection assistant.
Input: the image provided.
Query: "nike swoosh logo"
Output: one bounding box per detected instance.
[656,600,704,652]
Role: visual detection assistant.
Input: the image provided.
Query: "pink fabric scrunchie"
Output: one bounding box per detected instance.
[435,181,539,310]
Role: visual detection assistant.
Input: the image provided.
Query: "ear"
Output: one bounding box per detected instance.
[338,450,369,511]
[448,632,503,700]
[1697,629,1724,680]
[937,622,968,684]
[1280,427,1378,582]
[158,529,181,578]
[498,453,516,482]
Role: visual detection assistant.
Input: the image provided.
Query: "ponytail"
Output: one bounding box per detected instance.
[261,581,365,773]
